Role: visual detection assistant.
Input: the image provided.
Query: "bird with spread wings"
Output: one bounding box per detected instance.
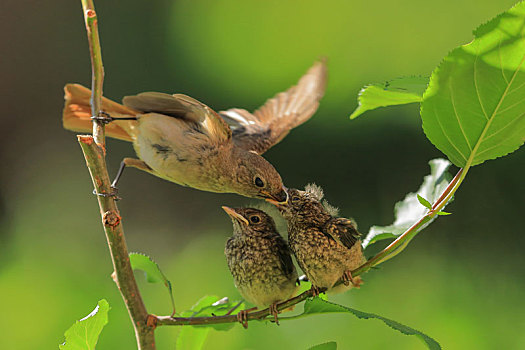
[63,60,327,201]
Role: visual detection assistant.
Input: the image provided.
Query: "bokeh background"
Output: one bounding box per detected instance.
[1,0,524,349]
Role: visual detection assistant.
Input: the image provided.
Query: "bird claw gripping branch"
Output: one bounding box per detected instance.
[92,187,121,201]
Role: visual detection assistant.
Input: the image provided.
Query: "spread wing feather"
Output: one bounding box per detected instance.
[220,60,327,154]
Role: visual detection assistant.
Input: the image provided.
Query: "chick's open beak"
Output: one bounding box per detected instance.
[222,206,249,226]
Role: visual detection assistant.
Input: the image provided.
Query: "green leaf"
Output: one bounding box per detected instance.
[421,2,525,167]
[176,327,210,350]
[363,159,452,247]
[176,296,219,349]
[180,295,244,331]
[416,194,432,209]
[308,341,337,350]
[129,252,175,315]
[298,298,441,350]
[129,252,165,283]
[350,76,428,119]
[436,211,452,216]
[59,299,110,350]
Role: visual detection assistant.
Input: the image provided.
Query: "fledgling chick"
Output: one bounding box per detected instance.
[62,60,327,201]
[222,206,298,327]
[268,184,366,295]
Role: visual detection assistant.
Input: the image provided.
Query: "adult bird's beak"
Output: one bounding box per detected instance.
[221,206,249,226]
[264,187,289,207]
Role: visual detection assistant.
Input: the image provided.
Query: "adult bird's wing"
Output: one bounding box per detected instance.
[219,60,327,154]
[323,218,361,250]
[123,92,231,145]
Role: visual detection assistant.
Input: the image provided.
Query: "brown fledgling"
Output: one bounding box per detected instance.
[222,206,298,327]
[63,61,327,201]
[268,184,366,295]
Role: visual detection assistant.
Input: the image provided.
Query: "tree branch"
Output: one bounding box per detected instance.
[77,1,155,349]
[156,264,370,327]
[156,289,315,326]
[80,0,105,147]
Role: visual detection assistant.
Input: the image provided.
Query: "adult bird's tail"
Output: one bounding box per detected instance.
[62,84,138,142]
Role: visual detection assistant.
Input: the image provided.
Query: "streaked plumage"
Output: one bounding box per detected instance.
[223,207,298,326]
[270,184,366,293]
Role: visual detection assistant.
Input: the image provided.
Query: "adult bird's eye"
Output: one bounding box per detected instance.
[254,177,264,188]
[291,196,300,202]
[250,215,260,224]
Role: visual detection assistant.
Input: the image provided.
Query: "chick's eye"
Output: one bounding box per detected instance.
[291,196,300,202]
[250,215,260,224]
[254,177,264,188]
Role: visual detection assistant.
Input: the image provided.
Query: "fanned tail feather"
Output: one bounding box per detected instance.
[62,83,138,142]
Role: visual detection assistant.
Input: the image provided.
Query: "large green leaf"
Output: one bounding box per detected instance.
[294,298,441,350]
[421,1,525,167]
[129,252,175,315]
[59,299,110,350]
[363,159,452,248]
[350,76,428,119]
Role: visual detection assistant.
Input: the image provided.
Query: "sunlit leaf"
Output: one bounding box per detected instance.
[363,159,452,247]
[298,298,441,350]
[308,341,337,350]
[350,76,428,119]
[416,194,432,209]
[421,1,525,167]
[179,295,244,331]
[129,252,175,315]
[59,299,110,350]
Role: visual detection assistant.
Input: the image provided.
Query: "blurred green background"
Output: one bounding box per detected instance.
[1,0,524,349]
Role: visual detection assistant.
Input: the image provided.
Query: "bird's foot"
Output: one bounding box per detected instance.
[92,187,121,201]
[91,111,114,124]
[268,303,280,325]
[342,270,362,288]
[91,111,137,124]
[310,284,321,298]
[236,307,257,329]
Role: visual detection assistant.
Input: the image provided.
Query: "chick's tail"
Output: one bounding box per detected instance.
[63,83,138,142]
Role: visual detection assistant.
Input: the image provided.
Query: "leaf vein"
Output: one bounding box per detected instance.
[473,43,489,121]
[478,111,525,145]
[494,95,525,116]
[433,107,468,163]
[506,78,525,96]
[449,81,472,151]
[468,49,525,166]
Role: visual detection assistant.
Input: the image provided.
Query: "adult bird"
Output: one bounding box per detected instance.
[63,60,327,201]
